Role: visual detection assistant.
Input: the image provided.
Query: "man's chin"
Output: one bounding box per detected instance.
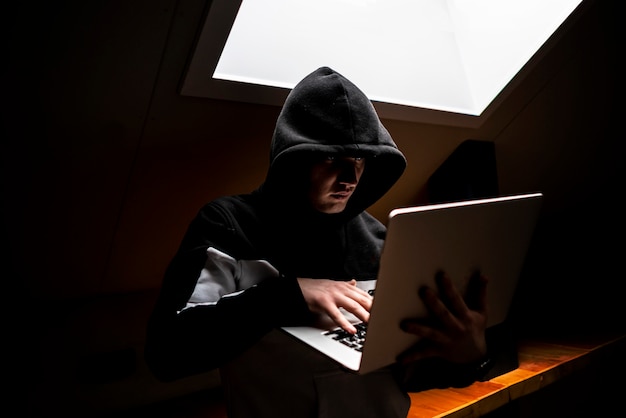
[316,201,348,214]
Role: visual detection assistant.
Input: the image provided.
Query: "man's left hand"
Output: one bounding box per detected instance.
[398,271,488,365]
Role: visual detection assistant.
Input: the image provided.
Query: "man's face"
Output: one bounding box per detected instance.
[308,156,365,214]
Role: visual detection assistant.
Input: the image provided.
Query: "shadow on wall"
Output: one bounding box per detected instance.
[510,195,626,339]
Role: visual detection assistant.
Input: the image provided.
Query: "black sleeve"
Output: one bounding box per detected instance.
[145,274,311,382]
[144,203,312,382]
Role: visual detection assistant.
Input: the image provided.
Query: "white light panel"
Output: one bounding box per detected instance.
[181,0,583,125]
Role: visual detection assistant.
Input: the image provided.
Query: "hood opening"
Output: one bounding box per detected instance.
[262,67,407,217]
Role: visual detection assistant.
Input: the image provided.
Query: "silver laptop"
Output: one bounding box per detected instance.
[281,192,543,374]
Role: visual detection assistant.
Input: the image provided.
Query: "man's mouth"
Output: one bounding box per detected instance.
[331,191,352,199]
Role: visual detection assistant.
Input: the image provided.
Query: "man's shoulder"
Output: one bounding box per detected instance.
[356,211,385,227]
[198,190,257,209]
[209,193,258,210]
[349,211,386,237]
[199,193,263,225]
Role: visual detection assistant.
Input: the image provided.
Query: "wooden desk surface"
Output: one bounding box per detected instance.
[406,333,626,418]
[126,333,624,418]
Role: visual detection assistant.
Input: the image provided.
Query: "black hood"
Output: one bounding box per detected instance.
[262,67,406,217]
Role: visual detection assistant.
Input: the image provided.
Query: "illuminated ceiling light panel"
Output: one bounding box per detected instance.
[181,0,583,125]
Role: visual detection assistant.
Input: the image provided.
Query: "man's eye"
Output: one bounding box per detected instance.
[325,156,336,161]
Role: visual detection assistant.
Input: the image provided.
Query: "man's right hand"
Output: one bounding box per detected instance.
[296,278,373,333]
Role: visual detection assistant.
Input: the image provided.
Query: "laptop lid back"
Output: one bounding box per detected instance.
[358,193,543,374]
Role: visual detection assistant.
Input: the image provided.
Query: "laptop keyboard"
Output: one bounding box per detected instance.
[321,289,374,352]
[323,322,368,352]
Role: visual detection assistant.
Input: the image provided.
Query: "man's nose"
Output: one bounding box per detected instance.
[337,160,359,184]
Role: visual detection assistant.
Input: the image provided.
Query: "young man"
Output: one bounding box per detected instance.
[145,67,490,417]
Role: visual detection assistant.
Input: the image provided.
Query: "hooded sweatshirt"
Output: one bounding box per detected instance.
[145,67,410,417]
